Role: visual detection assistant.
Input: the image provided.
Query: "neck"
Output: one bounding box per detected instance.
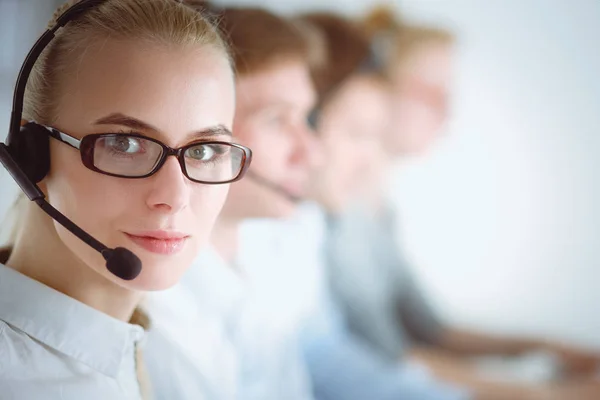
[210,216,240,265]
[6,202,140,322]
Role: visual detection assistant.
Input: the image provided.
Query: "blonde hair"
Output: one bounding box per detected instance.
[25,0,230,125]
[362,5,454,78]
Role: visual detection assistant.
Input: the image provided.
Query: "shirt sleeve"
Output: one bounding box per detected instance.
[396,268,445,346]
[387,207,444,346]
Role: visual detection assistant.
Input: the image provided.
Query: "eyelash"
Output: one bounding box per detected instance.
[115,129,138,135]
[105,130,145,158]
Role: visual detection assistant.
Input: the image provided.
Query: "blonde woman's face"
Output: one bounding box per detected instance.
[389,43,453,156]
[44,39,235,291]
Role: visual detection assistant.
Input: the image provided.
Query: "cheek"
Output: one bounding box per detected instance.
[360,140,382,167]
[223,178,265,215]
[324,140,355,181]
[395,99,439,135]
[45,145,133,232]
[247,134,292,175]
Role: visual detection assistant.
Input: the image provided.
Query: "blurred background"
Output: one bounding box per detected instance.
[1,0,599,348]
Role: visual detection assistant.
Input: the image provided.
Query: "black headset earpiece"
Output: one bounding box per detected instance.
[307,107,320,130]
[9,122,51,184]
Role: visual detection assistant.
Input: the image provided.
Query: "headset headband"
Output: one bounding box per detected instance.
[8,0,108,144]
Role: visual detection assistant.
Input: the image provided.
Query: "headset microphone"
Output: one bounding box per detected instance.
[246,171,304,203]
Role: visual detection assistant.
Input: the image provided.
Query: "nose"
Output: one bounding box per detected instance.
[145,156,190,214]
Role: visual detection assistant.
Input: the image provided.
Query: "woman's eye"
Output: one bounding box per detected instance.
[186,145,217,161]
[106,136,142,154]
[267,113,287,126]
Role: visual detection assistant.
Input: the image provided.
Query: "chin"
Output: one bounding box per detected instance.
[127,264,186,291]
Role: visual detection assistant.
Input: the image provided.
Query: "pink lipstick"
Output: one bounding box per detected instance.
[124,231,189,255]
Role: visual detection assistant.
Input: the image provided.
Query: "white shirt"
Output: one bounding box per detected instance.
[144,261,239,400]
[238,202,329,330]
[0,263,146,400]
[207,247,313,400]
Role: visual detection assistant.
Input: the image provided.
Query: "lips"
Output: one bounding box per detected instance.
[123,231,189,255]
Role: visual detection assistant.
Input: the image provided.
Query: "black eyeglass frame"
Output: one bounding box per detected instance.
[37,122,252,184]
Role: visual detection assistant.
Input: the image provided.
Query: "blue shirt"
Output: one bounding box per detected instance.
[0,263,146,399]
[326,204,443,360]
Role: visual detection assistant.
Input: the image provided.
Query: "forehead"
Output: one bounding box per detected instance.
[234,60,316,112]
[54,38,235,141]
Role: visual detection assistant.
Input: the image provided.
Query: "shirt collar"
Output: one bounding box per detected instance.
[0,263,145,378]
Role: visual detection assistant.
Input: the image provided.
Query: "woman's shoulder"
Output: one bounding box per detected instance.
[0,320,73,397]
[0,319,31,374]
[0,319,140,399]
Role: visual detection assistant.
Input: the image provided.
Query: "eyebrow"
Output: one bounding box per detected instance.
[94,113,232,141]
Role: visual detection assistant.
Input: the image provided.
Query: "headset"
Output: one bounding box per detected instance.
[0,0,142,280]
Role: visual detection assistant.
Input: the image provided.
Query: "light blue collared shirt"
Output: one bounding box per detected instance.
[0,263,146,400]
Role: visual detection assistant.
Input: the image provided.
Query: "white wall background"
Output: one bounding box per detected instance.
[1,0,599,347]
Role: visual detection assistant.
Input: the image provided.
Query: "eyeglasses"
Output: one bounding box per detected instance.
[36,122,252,184]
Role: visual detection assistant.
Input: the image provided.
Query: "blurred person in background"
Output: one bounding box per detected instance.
[0,0,244,399]
[290,11,471,400]
[319,5,600,399]
[144,3,319,399]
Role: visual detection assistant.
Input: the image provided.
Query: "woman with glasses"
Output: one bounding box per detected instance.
[0,1,249,399]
